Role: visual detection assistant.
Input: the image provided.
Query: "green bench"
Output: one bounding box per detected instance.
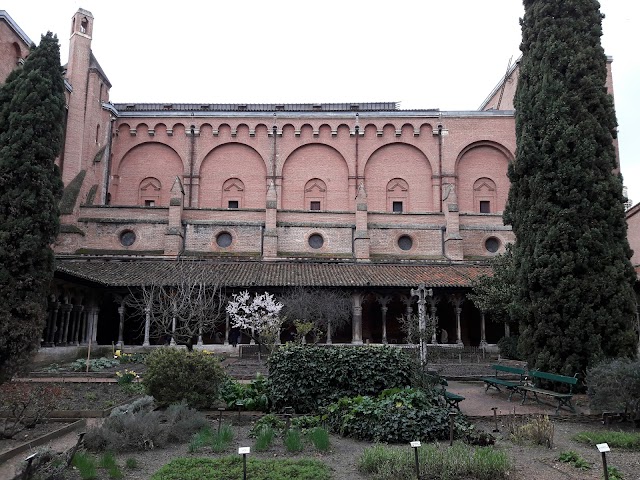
[519,370,578,414]
[480,364,526,401]
[440,378,465,411]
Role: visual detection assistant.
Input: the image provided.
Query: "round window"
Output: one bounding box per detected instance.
[119,230,136,247]
[216,232,233,248]
[308,233,324,249]
[398,235,413,251]
[485,237,500,253]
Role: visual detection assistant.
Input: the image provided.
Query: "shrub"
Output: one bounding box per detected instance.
[358,442,511,480]
[587,358,640,423]
[323,387,466,443]
[497,335,521,360]
[84,400,207,451]
[150,457,331,480]
[506,414,554,448]
[267,345,413,413]
[144,347,225,408]
[0,383,62,438]
[219,374,269,412]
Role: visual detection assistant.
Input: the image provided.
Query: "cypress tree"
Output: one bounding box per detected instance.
[504,0,638,375]
[0,33,65,383]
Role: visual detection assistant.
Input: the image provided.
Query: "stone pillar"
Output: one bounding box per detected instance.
[354,183,370,261]
[197,324,203,346]
[71,305,84,346]
[480,312,488,347]
[224,311,230,345]
[449,294,464,346]
[504,322,510,338]
[143,306,151,347]
[263,180,278,259]
[377,295,392,344]
[411,284,433,364]
[117,305,125,348]
[170,316,176,346]
[427,296,440,344]
[80,309,88,345]
[60,304,73,345]
[326,320,333,345]
[47,302,60,346]
[351,292,364,344]
[90,307,99,343]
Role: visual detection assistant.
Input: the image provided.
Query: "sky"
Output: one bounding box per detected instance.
[4,0,639,205]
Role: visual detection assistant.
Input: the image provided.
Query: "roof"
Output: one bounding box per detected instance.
[55,259,490,289]
[0,10,32,48]
[112,102,402,113]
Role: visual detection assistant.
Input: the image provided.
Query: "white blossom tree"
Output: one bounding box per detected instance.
[226,290,283,356]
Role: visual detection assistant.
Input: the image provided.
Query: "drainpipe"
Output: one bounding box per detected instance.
[441,226,451,261]
[437,123,443,213]
[189,124,195,207]
[104,116,115,204]
[354,113,360,187]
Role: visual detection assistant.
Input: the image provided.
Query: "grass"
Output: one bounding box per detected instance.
[189,425,234,453]
[125,457,138,469]
[573,430,640,450]
[150,456,331,480]
[308,427,330,452]
[284,429,304,452]
[72,452,97,480]
[358,442,511,480]
[254,425,275,451]
[506,414,554,448]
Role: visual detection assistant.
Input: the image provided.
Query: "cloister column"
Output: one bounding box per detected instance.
[80,309,88,345]
[449,294,464,346]
[71,305,84,346]
[46,302,60,346]
[480,311,488,347]
[377,295,392,344]
[117,304,125,348]
[89,307,100,344]
[224,312,230,345]
[60,304,73,345]
[143,306,151,346]
[427,296,440,344]
[351,292,364,344]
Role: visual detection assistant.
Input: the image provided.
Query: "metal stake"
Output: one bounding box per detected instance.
[217,407,225,435]
[410,441,421,479]
[491,407,500,432]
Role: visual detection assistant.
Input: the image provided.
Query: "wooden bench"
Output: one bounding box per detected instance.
[480,364,526,401]
[439,378,465,411]
[519,370,578,414]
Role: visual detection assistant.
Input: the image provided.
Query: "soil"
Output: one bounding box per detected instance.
[0,421,72,455]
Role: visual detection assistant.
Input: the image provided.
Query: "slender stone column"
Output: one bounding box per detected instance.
[448,294,465,346]
[427,296,440,344]
[85,310,93,345]
[377,295,392,344]
[326,320,333,345]
[411,284,433,364]
[117,305,125,348]
[170,316,176,346]
[80,309,88,345]
[504,322,510,338]
[480,312,488,347]
[90,307,100,343]
[197,324,203,346]
[72,305,84,345]
[60,304,73,345]
[143,306,150,346]
[47,302,60,345]
[400,295,413,318]
[224,312,230,345]
[351,292,364,344]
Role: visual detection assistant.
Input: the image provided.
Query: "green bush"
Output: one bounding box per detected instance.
[219,374,269,411]
[324,387,466,443]
[497,335,521,360]
[267,345,413,413]
[587,358,640,423]
[144,348,225,408]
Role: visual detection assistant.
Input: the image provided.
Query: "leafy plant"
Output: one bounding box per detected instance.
[115,369,139,384]
[144,347,225,408]
[308,427,330,451]
[323,387,465,443]
[249,414,285,437]
[558,450,591,470]
[284,429,304,452]
[70,357,119,372]
[267,344,413,413]
[115,351,148,364]
[125,457,138,469]
[608,466,625,480]
[219,374,269,412]
[254,425,275,451]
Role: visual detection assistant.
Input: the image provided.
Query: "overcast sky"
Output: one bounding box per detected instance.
[4,0,639,206]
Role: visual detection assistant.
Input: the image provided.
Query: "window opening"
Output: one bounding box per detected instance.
[308,234,324,249]
[228,200,239,209]
[310,201,321,211]
[392,201,403,213]
[480,200,491,213]
[398,235,413,251]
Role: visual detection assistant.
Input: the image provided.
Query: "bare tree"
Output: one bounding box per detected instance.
[280,288,352,343]
[124,261,225,347]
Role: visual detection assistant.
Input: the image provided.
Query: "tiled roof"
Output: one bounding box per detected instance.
[55,259,490,289]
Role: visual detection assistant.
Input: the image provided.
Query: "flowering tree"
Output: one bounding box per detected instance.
[226,291,284,352]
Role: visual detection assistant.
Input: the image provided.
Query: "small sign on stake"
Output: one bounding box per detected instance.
[596,443,610,453]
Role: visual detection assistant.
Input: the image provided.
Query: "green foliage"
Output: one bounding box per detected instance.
[254,425,275,451]
[219,374,269,411]
[144,347,225,408]
[70,357,119,372]
[72,452,97,480]
[84,400,208,451]
[558,450,592,470]
[505,0,638,375]
[150,456,331,480]
[0,32,66,384]
[323,387,465,443]
[116,352,148,364]
[249,414,285,437]
[59,169,86,214]
[607,466,625,480]
[358,442,511,480]
[189,425,234,453]
[497,335,522,360]
[283,429,303,452]
[587,358,640,422]
[307,427,330,451]
[125,457,138,469]
[573,430,640,450]
[267,345,413,413]
[291,415,322,432]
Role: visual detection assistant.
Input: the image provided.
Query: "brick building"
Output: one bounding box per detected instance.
[2,9,637,349]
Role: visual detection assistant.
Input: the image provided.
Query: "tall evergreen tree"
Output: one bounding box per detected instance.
[504,0,638,375]
[0,33,65,383]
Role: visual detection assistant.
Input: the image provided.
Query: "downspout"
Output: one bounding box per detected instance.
[437,123,443,212]
[441,226,451,261]
[104,116,115,204]
[189,124,195,207]
[354,113,359,186]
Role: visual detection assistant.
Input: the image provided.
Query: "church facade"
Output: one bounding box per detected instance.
[1,9,635,349]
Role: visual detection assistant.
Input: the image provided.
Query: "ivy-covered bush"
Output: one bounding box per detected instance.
[324,387,466,443]
[144,348,225,408]
[587,358,640,423]
[267,345,413,413]
[497,335,521,360]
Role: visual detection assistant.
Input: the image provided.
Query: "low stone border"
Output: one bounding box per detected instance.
[0,419,85,464]
[0,397,143,420]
